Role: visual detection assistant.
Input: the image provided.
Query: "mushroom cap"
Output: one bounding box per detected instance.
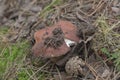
[54,20,79,42]
[32,20,79,58]
[32,42,70,57]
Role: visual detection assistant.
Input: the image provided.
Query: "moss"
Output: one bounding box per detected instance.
[0,27,9,35]
[17,70,29,80]
[0,40,30,79]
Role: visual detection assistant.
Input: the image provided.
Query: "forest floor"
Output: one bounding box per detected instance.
[0,0,120,80]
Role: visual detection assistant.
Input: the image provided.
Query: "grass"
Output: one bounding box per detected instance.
[39,0,62,18]
[0,0,62,78]
[0,40,30,79]
[101,48,120,70]
[0,0,119,79]
[0,27,9,35]
[94,15,120,70]
[17,68,46,80]
[0,27,46,80]
[17,70,29,80]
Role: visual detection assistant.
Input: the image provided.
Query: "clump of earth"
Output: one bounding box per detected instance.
[44,27,64,48]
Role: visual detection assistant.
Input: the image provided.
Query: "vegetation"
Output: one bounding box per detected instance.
[101,48,120,70]
[0,27,46,80]
[95,15,120,70]
[0,39,29,79]
[40,0,62,18]
[0,0,120,79]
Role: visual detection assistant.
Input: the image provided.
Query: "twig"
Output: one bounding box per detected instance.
[112,71,120,80]
[28,61,50,80]
[88,0,105,17]
[56,66,62,80]
[85,62,105,80]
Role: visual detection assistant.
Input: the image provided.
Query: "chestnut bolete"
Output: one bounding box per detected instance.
[32,20,79,58]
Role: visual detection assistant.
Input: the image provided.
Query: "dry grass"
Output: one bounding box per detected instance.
[0,0,120,80]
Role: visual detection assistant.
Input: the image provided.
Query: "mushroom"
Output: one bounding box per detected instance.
[32,20,79,58]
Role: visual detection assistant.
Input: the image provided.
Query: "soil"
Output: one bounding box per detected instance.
[76,23,95,40]
[44,27,64,48]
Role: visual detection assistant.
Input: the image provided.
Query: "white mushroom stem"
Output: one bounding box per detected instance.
[64,38,76,47]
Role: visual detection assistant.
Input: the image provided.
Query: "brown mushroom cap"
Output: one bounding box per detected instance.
[32,20,79,58]
[32,42,70,57]
[54,20,79,42]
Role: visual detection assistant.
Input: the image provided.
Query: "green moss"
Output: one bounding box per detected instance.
[0,39,46,80]
[0,27,9,35]
[17,70,29,80]
[38,73,46,80]
[95,15,120,70]
[17,69,46,80]
[0,60,7,77]
[101,48,120,70]
[0,40,30,79]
